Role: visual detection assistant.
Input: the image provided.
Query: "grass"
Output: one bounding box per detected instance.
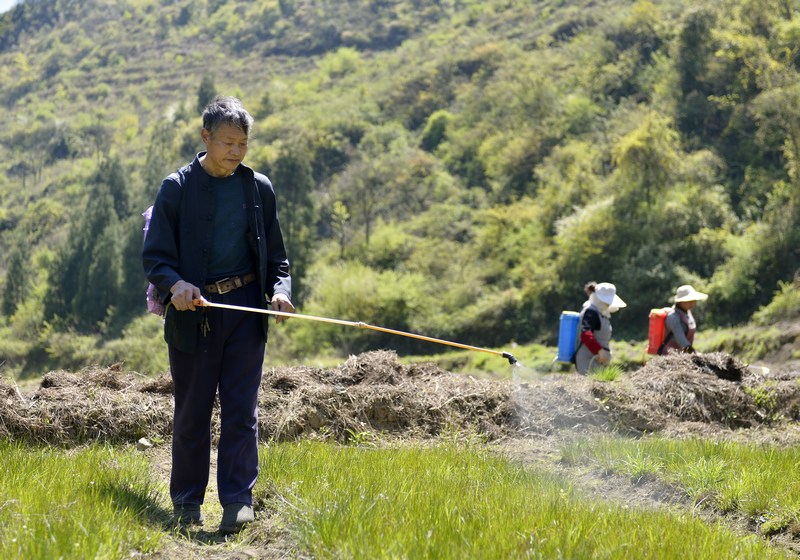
[0,437,794,559]
[589,363,625,381]
[258,440,790,559]
[560,435,800,536]
[0,440,165,560]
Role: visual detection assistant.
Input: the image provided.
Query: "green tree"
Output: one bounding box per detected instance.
[115,215,149,329]
[421,110,452,152]
[80,116,112,162]
[76,209,121,331]
[675,8,720,141]
[709,78,800,323]
[95,157,129,218]
[7,161,34,189]
[330,200,350,260]
[142,121,176,197]
[331,124,413,247]
[709,181,799,324]
[270,143,316,305]
[337,155,382,247]
[676,8,715,96]
[44,163,126,333]
[612,111,680,209]
[197,75,216,115]
[1,242,28,317]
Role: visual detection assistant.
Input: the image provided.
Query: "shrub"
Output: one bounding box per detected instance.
[99,314,169,375]
[751,279,800,326]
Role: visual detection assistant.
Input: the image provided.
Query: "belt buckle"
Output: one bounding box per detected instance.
[215,277,232,295]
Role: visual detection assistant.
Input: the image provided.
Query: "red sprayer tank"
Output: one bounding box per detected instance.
[647,308,670,355]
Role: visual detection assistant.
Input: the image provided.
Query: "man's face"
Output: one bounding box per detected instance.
[201,123,248,177]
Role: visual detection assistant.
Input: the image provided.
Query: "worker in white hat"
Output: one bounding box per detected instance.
[574,282,626,375]
[658,284,708,355]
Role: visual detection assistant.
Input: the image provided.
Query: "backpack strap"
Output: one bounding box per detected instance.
[571,341,582,365]
[572,305,600,366]
[657,331,672,355]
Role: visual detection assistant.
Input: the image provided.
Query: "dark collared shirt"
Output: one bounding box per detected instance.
[142,153,291,352]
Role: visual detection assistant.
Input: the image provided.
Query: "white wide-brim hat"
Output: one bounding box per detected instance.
[594,282,627,308]
[674,284,708,303]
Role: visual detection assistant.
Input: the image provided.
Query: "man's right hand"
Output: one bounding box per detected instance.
[596,349,611,365]
[170,280,201,311]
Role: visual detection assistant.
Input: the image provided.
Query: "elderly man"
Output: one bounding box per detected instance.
[143,96,293,533]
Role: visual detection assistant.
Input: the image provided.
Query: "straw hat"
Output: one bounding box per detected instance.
[674,284,708,303]
[594,282,627,308]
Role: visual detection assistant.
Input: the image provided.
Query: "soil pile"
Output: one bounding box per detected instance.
[592,352,800,434]
[0,363,173,444]
[1,350,798,445]
[260,350,513,441]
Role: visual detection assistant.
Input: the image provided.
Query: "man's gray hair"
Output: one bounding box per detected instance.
[202,96,254,136]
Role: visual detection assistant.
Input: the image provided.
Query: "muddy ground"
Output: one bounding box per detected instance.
[2,350,800,558]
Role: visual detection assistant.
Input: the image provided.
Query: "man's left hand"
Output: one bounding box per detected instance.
[271,294,295,324]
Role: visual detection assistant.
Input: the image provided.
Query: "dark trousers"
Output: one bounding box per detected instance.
[168,280,266,507]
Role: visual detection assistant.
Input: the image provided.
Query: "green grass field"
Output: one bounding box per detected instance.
[562,435,800,536]
[1,425,797,558]
[0,441,165,559]
[256,440,791,559]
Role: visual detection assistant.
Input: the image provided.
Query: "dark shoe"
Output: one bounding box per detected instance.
[219,502,254,534]
[173,504,203,526]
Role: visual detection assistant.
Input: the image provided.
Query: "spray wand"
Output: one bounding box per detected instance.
[192,298,520,366]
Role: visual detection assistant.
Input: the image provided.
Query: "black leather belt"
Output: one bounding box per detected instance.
[204,272,256,294]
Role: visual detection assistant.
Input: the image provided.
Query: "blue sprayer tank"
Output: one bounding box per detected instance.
[556,311,580,363]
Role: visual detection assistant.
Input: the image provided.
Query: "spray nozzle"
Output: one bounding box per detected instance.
[502,352,518,365]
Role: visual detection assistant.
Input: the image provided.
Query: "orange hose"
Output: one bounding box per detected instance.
[192,298,518,364]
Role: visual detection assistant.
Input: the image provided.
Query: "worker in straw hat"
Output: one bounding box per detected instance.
[658,284,708,355]
[574,282,626,375]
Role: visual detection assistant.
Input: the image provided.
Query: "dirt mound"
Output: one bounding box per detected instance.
[1,350,799,445]
[0,366,172,444]
[260,350,515,441]
[593,352,800,433]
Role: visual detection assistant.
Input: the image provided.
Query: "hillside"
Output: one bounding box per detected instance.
[0,0,799,377]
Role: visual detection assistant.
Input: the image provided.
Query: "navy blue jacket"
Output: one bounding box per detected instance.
[142,154,291,353]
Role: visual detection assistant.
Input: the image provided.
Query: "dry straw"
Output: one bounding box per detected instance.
[0,351,797,446]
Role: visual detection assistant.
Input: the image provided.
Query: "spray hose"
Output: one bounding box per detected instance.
[192,298,519,365]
